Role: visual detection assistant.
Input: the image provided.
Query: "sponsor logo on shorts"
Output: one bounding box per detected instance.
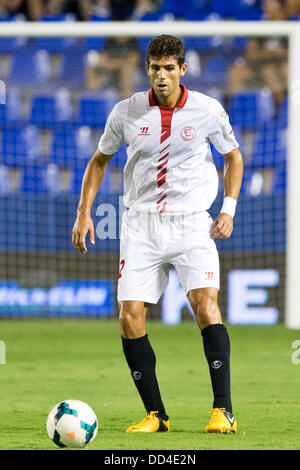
[205,271,215,281]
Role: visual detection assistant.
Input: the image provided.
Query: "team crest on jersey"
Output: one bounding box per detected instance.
[181,126,196,141]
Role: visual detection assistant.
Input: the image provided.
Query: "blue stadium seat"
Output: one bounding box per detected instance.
[227,37,248,57]
[181,74,202,93]
[71,166,111,194]
[239,168,266,196]
[50,123,93,168]
[109,143,127,169]
[43,163,63,193]
[0,124,40,167]
[212,0,262,19]
[158,0,186,18]
[184,33,230,55]
[183,0,213,20]
[251,120,287,169]
[184,37,213,53]
[70,167,84,193]
[233,0,263,21]
[201,55,232,89]
[229,90,275,131]
[138,11,165,21]
[19,162,76,194]
[9,47,51,87]
[74,125,94,162]
[273,162,286,192]
[84,16,111,51]
[138,37,153,61]
[57,48,86,89]
[212,0,241,18]
[0,89,22,125]
[34,15,77,52]
[0,165,11,194]
[19,163,48,193]
[77,92,117,129]
[275,96,288,128]
[30,90,73,129]
[211,144,223,171]
[0,16,27,53]
[211,0,236,17]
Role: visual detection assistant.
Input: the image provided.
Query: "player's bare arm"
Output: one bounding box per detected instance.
[210,147,244,239]
[72,149,114,253]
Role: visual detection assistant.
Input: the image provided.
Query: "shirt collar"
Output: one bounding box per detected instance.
[148,84,188,109]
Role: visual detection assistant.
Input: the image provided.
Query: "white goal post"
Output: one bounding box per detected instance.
[0,20,299,329]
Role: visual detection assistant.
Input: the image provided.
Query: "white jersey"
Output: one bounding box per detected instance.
[98,84,239,215]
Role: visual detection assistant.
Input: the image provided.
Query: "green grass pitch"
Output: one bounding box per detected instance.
[0,318,299,450]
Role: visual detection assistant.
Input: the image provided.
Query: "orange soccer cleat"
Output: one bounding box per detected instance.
[205,408,237,434]
[126,411,170,433]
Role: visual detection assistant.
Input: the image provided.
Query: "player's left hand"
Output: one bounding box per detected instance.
[210,213,233,239]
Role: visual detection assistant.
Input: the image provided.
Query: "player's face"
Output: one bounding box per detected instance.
[146,56,187,105]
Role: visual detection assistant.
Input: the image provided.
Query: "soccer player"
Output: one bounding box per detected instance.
[72,35,243,434]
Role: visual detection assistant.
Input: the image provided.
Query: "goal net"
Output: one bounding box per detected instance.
[0,19,298,328]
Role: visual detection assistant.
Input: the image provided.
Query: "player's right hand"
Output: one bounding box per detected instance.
[72,214,95,253]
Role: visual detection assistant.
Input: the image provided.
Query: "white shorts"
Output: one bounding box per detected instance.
[117,209,220,304]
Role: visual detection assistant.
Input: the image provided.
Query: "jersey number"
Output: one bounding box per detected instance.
[118,259,125,279]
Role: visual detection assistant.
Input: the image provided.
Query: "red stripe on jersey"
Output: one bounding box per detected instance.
[158,201,167,213]
[148,86,188,214]
[158,187,167,196]
[156,107,174,203]
[159,108,174,144]
[157,159,168,171]
[157,194,167,205]
[158,152,169,162]
[160,144,170,154]
[157,167,167,182]
[157,176,167,188]
[160,128,170,144]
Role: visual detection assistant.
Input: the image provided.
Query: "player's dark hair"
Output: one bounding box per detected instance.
[146,35,185,68]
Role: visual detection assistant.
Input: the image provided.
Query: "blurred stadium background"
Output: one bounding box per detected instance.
[0,0,299,327]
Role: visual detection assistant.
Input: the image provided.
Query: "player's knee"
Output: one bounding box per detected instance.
[188,289,221,328]
[119,303,139,321]
[195,296,217,316]
[118,301,145,338]
[189,288,216,310]
[119,307,134,326]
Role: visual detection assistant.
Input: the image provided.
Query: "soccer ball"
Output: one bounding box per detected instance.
[46,399,98,448]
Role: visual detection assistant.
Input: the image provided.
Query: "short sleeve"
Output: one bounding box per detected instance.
[207,99,239,155]
[98,100,128,156]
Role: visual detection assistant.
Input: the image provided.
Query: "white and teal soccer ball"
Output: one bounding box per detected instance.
[46,399,98,448]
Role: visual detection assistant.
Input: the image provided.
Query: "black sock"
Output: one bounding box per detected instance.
[121,334,168,420]
[201,323,232,414]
